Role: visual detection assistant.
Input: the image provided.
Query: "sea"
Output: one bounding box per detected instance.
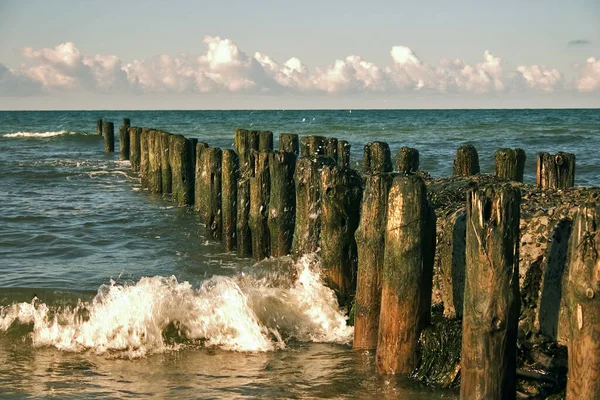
[0,109,598,399]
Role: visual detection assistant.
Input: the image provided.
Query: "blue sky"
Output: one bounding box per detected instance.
[1,0,599,109]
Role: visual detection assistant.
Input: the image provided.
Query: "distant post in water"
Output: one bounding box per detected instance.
[96,118,103,135]
[536,152,575,189]
[103,121,115,153]
[119,124,130,161]
[395,147,419,174]
[494,148,526,182]
[221,149,239,252]
[129,127,142,172]
[280,133,299,154]
[564,203,600,400]
[461,184,521,400]
[123,118,131,128]
[376,175,436,374]
[363,142,393,174]
[453,145,480,176]
[268,151,296,257]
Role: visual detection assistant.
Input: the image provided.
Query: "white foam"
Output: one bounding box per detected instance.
[0,256,352,358]
[3,131,69,138]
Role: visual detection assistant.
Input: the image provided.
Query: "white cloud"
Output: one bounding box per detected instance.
[576,57,600,92]
[516,65,563,92]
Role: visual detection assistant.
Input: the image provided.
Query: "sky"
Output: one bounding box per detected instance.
[0,0,599,109]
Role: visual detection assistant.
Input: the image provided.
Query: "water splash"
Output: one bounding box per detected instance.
[3,131,70,138]
[0,255,352,358]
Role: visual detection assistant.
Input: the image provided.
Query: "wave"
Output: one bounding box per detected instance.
[0,255,352,358]
[3,131,71,138]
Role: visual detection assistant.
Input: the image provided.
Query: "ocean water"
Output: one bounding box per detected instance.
[0,109,598,399]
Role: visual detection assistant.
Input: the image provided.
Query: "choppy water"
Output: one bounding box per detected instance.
[0,109,598,399]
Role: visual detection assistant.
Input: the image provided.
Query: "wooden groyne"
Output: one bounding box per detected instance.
[97,118,597,399]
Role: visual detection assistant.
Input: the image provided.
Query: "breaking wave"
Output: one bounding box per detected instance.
[3,131,71,138]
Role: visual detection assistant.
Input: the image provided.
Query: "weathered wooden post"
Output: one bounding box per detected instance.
[234,128,258,258]
[158,131,172,194]
[494,148,526,182]
[103,121,115,153]
[169,134,194,206]
[453,145,480,176]
[292,155,337,256]
[258,130,273,152]
[461,184,521,399]
[280,133,299,154]
[147,130,162,193]
[249,151,271,261]
[129,127,142,172]
[221,149,239,252]
[395,147,419,174]
[197,147,223,240]
[325,137,338,161]
[301,135,327,156]
[564,203,600,400]
[268,151,296,257]
[438,209,467,319]
[319,166,362,302]
[140,128,151,188]
[194,142,210,216]
[119,125,130,161]
[123,118,131,128]
[96,118,103,135]
[354,148,394,349]
[363,141,393,174]
[536,152,575,189]
[234,128,259,173]
[338,140,351,168]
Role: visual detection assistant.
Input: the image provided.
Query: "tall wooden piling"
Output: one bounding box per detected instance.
[495,148,526,182]
[237,176,253,257]
[196,147,223,240]
[536,152,575,189]
[376,175,436,375]
[337,140,351,168]
[565,203,600,399]
[140,128,151,188]
[258,131,273,152]
[280,133,299,154]
[221,149,239,252]
[395,147,419,174]
[158,131,172,194]
[292,155,337,256]
[194,142,210,215]
[461,184,521,400]
[363,142,393,174]
[438,209,467,319]
[319,166,362,302]
[96,118,103,135]
[169,134,194,206]
[354,173,394,350]
[103,121,115,153]
[301,135,327,156]
[249,151,271,261]
[234,128,259,174]
[268,151,296,257]
[119,125,130,161]
[453,145,480,176]
[147,130,162,193]
[129,127,142,172]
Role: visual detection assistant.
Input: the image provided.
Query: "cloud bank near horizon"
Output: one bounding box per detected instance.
[1,36,599,97]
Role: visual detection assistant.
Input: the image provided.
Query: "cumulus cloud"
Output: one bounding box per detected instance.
[1,36,599,97]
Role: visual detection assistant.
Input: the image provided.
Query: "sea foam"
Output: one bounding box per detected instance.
[3,131,70,138]
[0,255,352,358]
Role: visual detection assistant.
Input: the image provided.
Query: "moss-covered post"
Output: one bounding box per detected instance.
[354,173,394,350]
[237,175,253,257]
[234,128,259,174]
[376,175,436,375]
[140,128,150,188]
[494,148,526,182]
[536,152,576,189]
[221,149,239,252]
[280,133,299,154]
[453,145,480,177]
[194,142,210,216]
[301,135,327,156]
[103,121,115,153]
[363,141,393,174]
[325,137,338,161]
[258,130,273,152]
[249,151,271,261]
[169,134,194,206]
[564,203,600,399]
[119,125,130,161]
[147,130,163,193]
[292,155,337,256]
[197,147,223,240]
[338,140,351,168]
[437,209,467,319]
[395,147,419,174]
[129,127,142,172]
[96,118,103,135]
[461,184,521,400]
[268,151,296,257]
[158,131,172,194]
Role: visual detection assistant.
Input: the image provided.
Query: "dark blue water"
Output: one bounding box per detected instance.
[0,109,597,399]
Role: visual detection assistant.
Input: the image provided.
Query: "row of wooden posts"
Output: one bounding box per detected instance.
[97,118,595,400]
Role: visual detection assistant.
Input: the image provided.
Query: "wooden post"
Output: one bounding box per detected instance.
[319,166,362,302]
[325,137,338,162]
[536,152,575,189]
[301,135,327,156]
[158,131,172,194]
[234,128,259,175]
[123,118,131,128]
[395,147,419,174]
[280,133,299,154]
[354,173,394,350]
[129,127,142,172]
[119,124,130,161]
[249,151,271,261]
[438,209,467,319]
[461,184,521,400]
[96,118,103,135]
[140,128,150,188]
[103,121,115,153]
[338,140,351,168]
[222,149,239,252]
[376,175,436,375]
[292,155,337,256]
[494,148,526,182]
[147,130,162,193]
[258,130,273,152]
[565,203,600,399]
[363,141,393,174]
[237,176,253,258]
[194,142,210,216]
[169,134,194,206]
[197,147,223,240]
[268,151,296,257]
[453,145,480,177]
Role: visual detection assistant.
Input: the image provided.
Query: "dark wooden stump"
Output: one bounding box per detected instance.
[536,152,575,189]
[169,134,194,206]
[268,151,296,257]
[438,209,466,319]
[103,121,114,153]
[338,140,351,168]
[494,148,526,182]
[564,203,600,400]
[119,124,130,161]
[376,175,436,375]
[249,151,271,261]
[122,118,131,128]
[96,118,103,135]
[461,184,521,400]
[280,133,299,154]
[197,147,223,240]
[301,135,327,156]
[221,149,239,252]
[363,141,393,174]
[140,128,150,188]
[354,173,394,350]
[395,147,419,174]
[158,131,172,194]
[129,127,142,172]
[453,145,480,177]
